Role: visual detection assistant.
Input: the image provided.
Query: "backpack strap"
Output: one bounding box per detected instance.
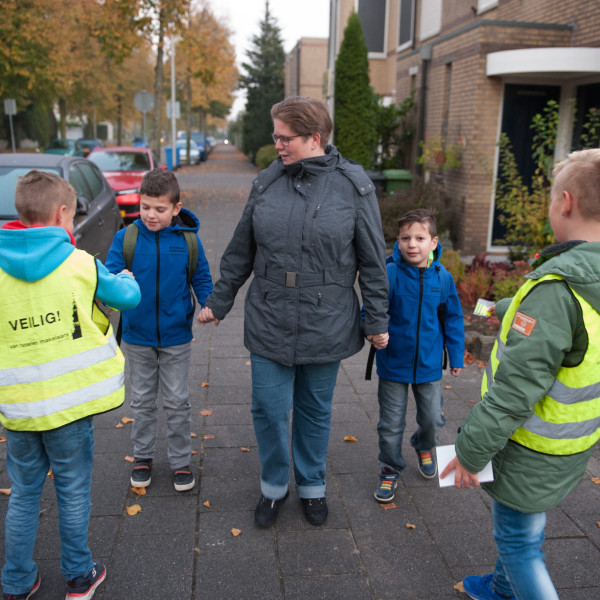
[365,256,396,381]
[436,266,450,370]
[116,224,139,345]
[182,230,199,321]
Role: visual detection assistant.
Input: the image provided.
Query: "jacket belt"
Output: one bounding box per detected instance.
[260,267,356,288]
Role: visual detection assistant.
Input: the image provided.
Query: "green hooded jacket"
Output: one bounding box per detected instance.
[455,241,600,513]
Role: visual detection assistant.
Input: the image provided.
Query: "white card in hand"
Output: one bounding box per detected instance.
[436,444,494,488]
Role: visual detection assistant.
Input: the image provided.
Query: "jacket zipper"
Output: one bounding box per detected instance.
[155,232,161,347]
[413,268,424,383]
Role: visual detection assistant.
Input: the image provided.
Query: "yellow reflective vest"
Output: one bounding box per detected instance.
[0,250,125,431]
[482,273,600,455]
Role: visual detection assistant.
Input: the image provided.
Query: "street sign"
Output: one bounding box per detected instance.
[134,90,154,113]
[166,101,180,119]
[4,98,16,115]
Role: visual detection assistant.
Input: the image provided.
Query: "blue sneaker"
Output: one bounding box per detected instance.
[416,449,437,479]
[66,562,106,600]
[463,574,515,600]
[3,572,41,599]
[374,467,399,503]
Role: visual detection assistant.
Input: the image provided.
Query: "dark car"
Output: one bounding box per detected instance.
[0,154,123,263]
[88,146,164,223]
[76,137,104,158]
[178,131,207,161]
[45,138,78,156]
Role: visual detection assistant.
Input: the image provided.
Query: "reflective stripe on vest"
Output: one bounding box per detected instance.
[481,273,600,455]
[0,250,125,431]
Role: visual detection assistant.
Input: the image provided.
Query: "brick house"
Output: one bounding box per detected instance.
[328,0,600,255]
[285,38,328,101]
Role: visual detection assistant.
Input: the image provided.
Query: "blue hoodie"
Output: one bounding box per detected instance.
[376,240,464,384]
[104,207,213,347]
[0,224,140,310]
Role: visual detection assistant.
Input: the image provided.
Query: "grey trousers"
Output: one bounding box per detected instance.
[124,342,192,470]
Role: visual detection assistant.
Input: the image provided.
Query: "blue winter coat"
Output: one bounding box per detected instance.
[105,208,213,347]
[376,241,464,383]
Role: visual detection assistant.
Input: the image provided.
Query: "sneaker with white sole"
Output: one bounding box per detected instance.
[65,562,106,600]
[173,466,195,492]
[130,458,152,488]
[374,467,399,503]
[416,449,437,479]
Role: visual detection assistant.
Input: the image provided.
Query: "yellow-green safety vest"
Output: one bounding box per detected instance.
[0,249,125,431]
[482,273,600,455]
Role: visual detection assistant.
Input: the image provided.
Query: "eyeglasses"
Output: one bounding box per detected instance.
[271,133,304,147]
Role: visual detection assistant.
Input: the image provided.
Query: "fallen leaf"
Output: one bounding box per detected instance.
[0,436,6,443]
[470,399,477,404]
[591,477,600,485]
[131,486,146,496]
[0,489,11,496]
[597,521,600,528]
[246,361,251,365]
[190,432,197,438]
[194,547,200,553]
[191,450,198,455]
[230,528,242,537]
[126,504,142,516]
[241,447,250,452]
[200,410,213,416]
[381,503,397,510]
[454,581,465,593]
[47,469,54,479]
[476,360,488,369]
[201,382,210,388]
[444,385,452,390]
[344,436,358,442]
[192,338,196,342]
[121,417,134,424]
[464,351,476,364]
[115,423,124,429]
[203,500,211,508]
[405,523,416,529]
[203,434,214,440]
[124,455,135,463]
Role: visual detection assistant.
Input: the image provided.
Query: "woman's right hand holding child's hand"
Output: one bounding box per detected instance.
[120,269,134,278]
[197,307,220,326]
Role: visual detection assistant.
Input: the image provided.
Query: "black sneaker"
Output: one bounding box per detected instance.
[130,458,152,487]
[301,497,328,526]
[254,492,289,528]
[3,572,40,599]
[66,562,106,600]
[173,466,195,492]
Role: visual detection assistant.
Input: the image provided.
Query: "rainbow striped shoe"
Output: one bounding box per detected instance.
[374,467,399,503]
[416,449,437,479]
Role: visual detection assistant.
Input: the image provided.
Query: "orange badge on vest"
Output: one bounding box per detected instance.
[512,312,537,337]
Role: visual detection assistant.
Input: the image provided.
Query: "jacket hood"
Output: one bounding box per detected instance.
[527,241,600,311]
[391,239,443,268]
[283,144,341,177]
[133,207,200,235]
[0,225,75,282]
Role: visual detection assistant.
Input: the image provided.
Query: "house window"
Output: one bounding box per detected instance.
[398,0,415,50]
[357,0,387,57]
[419,0,442,41]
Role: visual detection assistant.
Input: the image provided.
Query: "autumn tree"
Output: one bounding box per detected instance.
[334,12,377,169]
[239,0,285,160]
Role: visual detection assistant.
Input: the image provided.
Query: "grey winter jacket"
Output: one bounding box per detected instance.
[205,145,389,366]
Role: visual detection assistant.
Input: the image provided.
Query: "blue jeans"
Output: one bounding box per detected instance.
[125,342,192,469]
[250,354,340,500]
[490,500,559,600]
[377,378,445,472]
[2,418,95,595]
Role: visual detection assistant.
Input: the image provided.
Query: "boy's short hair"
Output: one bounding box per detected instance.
[553,148,600,220]
[397,208,437,237]
[140,168,180,206]
[15,170,76,225]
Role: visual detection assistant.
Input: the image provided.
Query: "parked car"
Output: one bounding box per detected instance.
[45,139,78,156]
[0,154,123,262]
[76,137,104,158]
[88,146,164,223]
[178,131,207,161]
[132,135,150,148]
[176,139,201,165]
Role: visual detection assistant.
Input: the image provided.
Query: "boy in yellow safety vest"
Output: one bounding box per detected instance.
[0,171,140,600]
[441,149,600,600]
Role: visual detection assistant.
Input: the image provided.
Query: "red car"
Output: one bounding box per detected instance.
[88,146,165,223]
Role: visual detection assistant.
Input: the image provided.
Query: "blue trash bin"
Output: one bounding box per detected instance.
[165,146,174,170]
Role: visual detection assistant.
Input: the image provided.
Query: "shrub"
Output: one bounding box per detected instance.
[458,265,492,309]
[255,144,279,170]
[440,249,465,283]
[491,260,532,301]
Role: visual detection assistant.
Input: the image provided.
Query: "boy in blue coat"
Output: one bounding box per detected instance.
[373,209,464,502]
[105,168,213,492]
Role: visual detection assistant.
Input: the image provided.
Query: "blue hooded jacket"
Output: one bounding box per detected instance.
[376,240,464,383]
[105,207,213,347]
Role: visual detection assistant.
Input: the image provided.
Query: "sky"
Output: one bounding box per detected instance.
[210,0,331,119]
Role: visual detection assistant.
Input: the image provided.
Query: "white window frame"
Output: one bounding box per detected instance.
[477,0,498,15]
[397,0,415,52]
[356,0,389,60]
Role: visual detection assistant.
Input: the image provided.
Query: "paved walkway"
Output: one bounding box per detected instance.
[1,144,599,599]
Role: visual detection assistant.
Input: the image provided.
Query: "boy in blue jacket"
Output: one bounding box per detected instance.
[105,168,213,492]
[373,208,464,502]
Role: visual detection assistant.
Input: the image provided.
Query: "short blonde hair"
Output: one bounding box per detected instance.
[270,96,333,148]
[553,149,600,220]
[15,170,76,225]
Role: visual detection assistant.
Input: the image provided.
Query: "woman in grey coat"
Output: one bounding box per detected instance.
[197,96,389,527]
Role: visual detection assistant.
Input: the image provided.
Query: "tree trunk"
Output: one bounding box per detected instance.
[152,7,166,159]
[59,98,67,138]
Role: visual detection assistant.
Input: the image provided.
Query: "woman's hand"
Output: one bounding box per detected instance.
[197,307,220,326]
[367,332,389,349]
